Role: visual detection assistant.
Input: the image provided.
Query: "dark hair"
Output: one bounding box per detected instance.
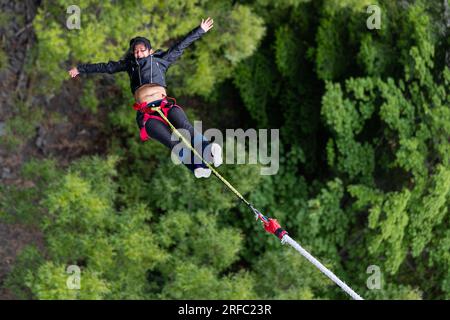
[122,36,152,62]
[129,36,152,51]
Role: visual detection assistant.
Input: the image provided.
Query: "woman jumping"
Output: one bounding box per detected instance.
[68,17,222,178]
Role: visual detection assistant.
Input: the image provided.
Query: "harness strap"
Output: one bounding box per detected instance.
[134,96,182,141]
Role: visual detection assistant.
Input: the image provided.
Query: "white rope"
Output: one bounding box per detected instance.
[281,235,364,300]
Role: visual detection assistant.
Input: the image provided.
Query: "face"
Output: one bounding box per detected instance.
[133,43,152,59]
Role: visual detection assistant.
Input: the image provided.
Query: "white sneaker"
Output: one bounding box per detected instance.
[210,143,223,167]
[194,167,212,178]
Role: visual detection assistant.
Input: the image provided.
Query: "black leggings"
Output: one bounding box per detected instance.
[142,107,211,172]
[145,107,195,149]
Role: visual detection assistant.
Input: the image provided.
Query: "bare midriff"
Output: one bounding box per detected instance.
[134,84,167,104]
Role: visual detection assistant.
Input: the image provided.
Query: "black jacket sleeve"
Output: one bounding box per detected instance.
[77,59,128,74]
[160,26,206,66]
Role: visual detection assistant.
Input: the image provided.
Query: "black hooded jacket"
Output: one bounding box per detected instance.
[76,26,206,94]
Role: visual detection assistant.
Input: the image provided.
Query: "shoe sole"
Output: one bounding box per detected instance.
[194,167,212,178]
[211,143,223,167]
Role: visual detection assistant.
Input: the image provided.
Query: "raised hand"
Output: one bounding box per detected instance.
[200,17,214,32]
[68,67,79,78]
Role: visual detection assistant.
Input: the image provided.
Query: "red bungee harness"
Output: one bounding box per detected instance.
[132,96,183,142]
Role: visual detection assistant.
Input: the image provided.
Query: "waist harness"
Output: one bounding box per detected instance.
[132,96,182,142]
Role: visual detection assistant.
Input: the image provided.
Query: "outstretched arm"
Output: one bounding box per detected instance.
[69,60,128,78]
[161,17,214,65]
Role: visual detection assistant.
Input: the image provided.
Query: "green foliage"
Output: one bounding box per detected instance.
[319,1,449,293]
[152,209,258,299]
[157,210,242,272]
[5,156,168,299]
[221,5,266,65]
[4,0,450,300]
[348,185,410,274]
[160,263,257,299]
[0,11,13,29]
[1,98,45,152]
[3,246,45,299]
[0,159,60,225]
[315,10,350,81]
[25,262,110,300]
[233,51,278,127]
[274,25,302,81]
[363,283,422,300]
[0,46,8,73]
[171,3,266,97]
[321,79,376,183]
[41,171,116,262]
[408,165,450,257]
[79,78,99,113]
[4,155,263,299]
[33,0,265,98]
[253,248,333,299]
[33,9,71,94]
[255,0,311,10]
[233,0,450,299]
[297,178,352,261]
